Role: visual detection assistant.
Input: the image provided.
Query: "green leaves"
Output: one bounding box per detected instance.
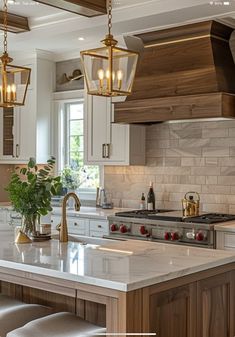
[5,156,62,220]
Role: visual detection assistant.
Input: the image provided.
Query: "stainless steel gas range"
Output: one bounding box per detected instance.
[107,210,235,248]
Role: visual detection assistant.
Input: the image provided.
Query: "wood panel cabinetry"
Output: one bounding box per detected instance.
[1,263,235,337]
[197,272,234,337]
[148,284,196,337]
[143,268,235,337]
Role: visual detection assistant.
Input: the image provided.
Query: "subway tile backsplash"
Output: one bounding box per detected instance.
[104,120,235,213]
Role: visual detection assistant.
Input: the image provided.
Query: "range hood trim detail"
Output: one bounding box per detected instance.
[114,92,235,124]
[114,20,235,124]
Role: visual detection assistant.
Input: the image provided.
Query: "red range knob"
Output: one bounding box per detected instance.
[120,225,128,233]
[171,232,179,241]
[196,232,204,241]
[110,224,117,232]
[164,232,171,240]
[140,225,148,235]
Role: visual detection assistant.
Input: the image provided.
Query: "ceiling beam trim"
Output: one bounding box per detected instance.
[32,0,107,17]
[0,11,29,33]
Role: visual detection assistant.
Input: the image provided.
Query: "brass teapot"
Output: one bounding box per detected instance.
[182,191,200,218]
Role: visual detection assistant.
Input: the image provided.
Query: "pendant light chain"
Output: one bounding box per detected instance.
[108,0,112,36]
[3,0,7,54]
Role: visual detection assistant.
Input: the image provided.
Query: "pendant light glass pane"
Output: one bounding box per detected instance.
[0,63,31,107]
[81,45,138,97]
[112,47,138,95]
[81,46,109,96]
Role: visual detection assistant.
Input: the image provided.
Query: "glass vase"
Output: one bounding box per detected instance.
[21,214,37,236]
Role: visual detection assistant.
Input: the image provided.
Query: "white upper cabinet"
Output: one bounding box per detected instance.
[0,51,54,164]
[84,94,146,165]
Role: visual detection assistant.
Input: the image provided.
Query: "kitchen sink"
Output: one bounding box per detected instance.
[51,234,124,246]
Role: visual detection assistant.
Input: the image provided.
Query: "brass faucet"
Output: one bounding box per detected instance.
[59,192,81,242]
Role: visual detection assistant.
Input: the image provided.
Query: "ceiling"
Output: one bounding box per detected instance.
[1,0,235,60]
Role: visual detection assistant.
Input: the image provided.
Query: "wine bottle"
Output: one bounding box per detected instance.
[147,182,155,210]
[139,193,146,210]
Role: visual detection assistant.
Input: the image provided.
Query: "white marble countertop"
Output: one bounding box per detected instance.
[215,221,235,232]
[51,206,132,220]
[0,232,235,292]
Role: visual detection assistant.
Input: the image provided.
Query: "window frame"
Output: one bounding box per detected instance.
[52,90,103,201]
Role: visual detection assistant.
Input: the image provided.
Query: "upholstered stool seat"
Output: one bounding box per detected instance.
[7,312,106,337]
[0,294,52,337]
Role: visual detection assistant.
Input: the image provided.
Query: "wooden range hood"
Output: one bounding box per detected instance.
[114,21,235,123]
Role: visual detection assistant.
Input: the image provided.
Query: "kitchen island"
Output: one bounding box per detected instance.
[0,232,235,337]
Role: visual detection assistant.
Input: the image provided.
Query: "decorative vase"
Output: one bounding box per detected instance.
[15,214,37,244]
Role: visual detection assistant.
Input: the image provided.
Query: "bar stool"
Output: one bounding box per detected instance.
[7,312,106,337]
[0,294,52,337]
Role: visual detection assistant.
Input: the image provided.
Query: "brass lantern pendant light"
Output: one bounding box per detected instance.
[0,0,31,107]
[81,0,139,97]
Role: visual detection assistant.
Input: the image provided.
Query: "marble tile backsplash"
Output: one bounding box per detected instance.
[104,120,235,213]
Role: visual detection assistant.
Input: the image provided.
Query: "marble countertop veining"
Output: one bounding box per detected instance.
[215,221,235,232]
[0,232,235,292]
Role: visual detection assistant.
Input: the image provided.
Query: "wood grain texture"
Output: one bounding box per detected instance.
[22,287,76,313]
[1,263,235,337]
[114,20,235,123]
[84,300,106,327]
[197,272,234,337]
[0,281,22,300]
[148,284,197,337]
[32,0,106,17]
[114,93,235,123]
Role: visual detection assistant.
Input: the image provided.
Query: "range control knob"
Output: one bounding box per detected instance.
[171,232,179,241]
[120,225,128,234]
[140,225,148,235]
[196,231,204,241]
[110,224,117,232]
[164,232,171,240]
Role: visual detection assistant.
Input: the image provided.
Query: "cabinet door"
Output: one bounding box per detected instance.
[0,107,16,160]
[85,94,130,165]
[0,90,35,163]
[147,284,197,337]
[85,94,145,165]
[197,272,234,337]
[16,89,36,161]
[85,95,110,163]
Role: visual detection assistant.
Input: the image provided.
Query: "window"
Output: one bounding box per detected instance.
[59,100,99,190]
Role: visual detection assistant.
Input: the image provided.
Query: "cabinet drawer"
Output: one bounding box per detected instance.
[51,216,61,230]
[89,220,109,234]
[67,218,87,235]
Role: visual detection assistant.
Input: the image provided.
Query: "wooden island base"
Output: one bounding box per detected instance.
[0,263,235,337]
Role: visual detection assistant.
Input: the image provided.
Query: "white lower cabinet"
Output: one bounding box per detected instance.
[51,215,109,238]
[67,218,89,236]
[89,220,109,237]
[216,230,235,250]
